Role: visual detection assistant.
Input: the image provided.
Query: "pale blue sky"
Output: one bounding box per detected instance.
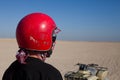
[0,0,120,41]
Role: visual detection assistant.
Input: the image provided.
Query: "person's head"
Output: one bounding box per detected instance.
[16,12,60,62]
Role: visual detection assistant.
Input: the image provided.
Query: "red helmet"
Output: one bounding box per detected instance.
[16,12,60,52]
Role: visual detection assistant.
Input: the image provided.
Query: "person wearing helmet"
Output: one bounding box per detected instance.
[2,12,63,80]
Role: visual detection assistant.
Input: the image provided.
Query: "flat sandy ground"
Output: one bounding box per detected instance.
[0,39,120,80]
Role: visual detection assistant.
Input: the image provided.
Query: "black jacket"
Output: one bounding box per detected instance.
[2,57,63,80]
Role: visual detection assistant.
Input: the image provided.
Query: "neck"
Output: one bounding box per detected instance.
[28,54,46,62]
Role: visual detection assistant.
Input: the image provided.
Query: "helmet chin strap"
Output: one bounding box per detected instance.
[46,41,56,57]
[46,49,52,57]
[38,53,47,62]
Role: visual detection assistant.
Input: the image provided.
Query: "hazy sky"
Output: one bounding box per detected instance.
[0,0,120,41]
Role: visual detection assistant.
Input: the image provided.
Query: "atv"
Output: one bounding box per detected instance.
[64,63,108,80]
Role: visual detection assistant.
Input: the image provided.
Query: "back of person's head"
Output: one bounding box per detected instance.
[16,12,61,63]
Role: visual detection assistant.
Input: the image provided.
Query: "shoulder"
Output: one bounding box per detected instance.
[45,63,63,80]
[3,60,21,71]
[46,63,59,73]
[2,60,22,80]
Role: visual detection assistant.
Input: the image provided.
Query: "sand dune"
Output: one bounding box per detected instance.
[0,39,120,80]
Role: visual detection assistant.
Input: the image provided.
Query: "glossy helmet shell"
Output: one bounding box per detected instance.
[16,12,56,51]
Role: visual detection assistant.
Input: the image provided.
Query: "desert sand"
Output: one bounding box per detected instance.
[0,39,120,80]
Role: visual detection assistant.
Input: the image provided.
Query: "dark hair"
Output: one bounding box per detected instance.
[18,48,52,57]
